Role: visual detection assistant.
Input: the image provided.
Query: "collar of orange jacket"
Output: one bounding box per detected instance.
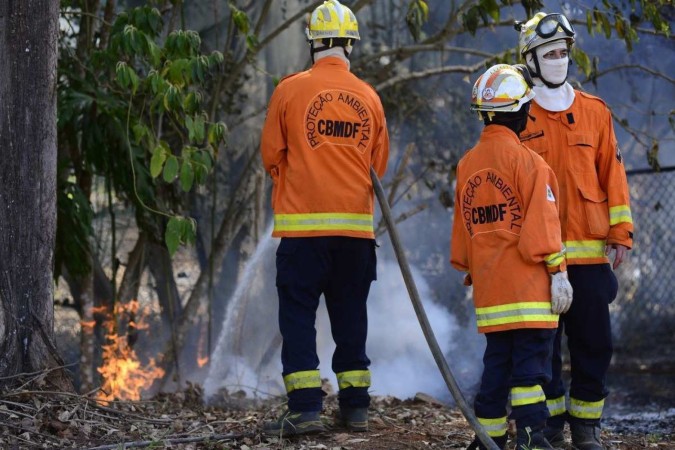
[312,56,349,71]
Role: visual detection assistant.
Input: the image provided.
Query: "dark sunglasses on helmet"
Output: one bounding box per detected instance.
[535,13,574,38]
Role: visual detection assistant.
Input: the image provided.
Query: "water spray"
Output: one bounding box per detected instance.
[370,167,499,450]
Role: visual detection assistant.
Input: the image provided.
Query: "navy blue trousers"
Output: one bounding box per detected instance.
[475,328,556,428]
[544,263,618,426]
[276,236,376,412]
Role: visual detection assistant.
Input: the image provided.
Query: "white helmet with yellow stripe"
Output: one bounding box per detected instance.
[306,0,360,42]
[470,64,535,113]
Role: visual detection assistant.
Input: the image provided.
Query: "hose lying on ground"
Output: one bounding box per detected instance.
[370,167,499,450]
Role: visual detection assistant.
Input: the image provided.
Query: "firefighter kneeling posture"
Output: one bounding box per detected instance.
[450,64,573,450]
[259,0,389,437]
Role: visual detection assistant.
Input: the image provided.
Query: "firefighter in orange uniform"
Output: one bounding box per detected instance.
[515,12,634,449]
[259,0,389,437]
[451,64,573,450]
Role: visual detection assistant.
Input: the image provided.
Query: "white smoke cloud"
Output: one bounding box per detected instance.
[204,233,482,404]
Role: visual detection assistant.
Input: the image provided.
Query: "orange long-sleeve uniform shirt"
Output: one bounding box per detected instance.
[260,57,389,239]
[520,91,633,265]
[451,126,566,334]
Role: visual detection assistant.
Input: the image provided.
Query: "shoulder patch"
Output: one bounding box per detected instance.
[546,184,556,202]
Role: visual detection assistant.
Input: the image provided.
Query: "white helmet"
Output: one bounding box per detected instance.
[516,12,575,56]
[306,0,360,42]
[470,64,535,113]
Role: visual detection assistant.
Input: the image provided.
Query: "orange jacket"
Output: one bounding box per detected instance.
[451,126,564,334]
[520,91,633,265]
[260,57,389,239]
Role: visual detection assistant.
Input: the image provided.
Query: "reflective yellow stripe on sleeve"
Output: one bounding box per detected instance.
[477,416,508,437]
[609,205,633,225]
[283,370,322,394]
[336,370,371,389]
[511,385,546,407]
[569,397,604,420]
[476,302,558,328]
[545,244,566,267]
[547,395,567,417]
[564,240,606,260]
[274,213,373,232]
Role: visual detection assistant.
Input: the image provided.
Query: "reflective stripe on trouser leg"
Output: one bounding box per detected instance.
[569,397,604,420]
[511,385,546,407]
[284,370,322,393]
[337,370,371,389]
[546,395,567,417]
[477,416,508,438]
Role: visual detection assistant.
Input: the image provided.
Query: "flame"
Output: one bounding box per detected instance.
[196,323,209,368]
[96,300,165,403]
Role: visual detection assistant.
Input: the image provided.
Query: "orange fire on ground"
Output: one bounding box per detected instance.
[96,300,165,403]
[197,323,209,368]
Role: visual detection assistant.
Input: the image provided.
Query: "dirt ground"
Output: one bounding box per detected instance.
[0,379,673,450]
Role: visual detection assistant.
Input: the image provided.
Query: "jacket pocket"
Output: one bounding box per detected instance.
[577,179,610,238]
[567,131,598,173]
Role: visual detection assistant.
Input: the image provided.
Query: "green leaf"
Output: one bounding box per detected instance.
[230,6,250,35]
[115,61,131,88]
[480,0,500,22]
[406,1,429,42]
[132,123,148,144]
[181,217,197,245]
[163,84,181,111]
[180,160,195,191]
[150,145,167,178]
[246,34,259,52]
[193,115,205,142]
[165,217,182,256]
[163,155,179,182]
[148,7,162,34]
[183,91,202,113]
[571,47,592,77]
[462,7,480,35]
[145,34,162,67]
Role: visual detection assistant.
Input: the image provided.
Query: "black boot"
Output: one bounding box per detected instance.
[339,407,368,432]
[263,409,326,437]
[570,421,602,450]
[466,434,507,450]
[544,418,566,448]
[516,425,554,450]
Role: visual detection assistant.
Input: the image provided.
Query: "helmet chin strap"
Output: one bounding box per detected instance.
[310,39,351,63]
[529,53,568,89]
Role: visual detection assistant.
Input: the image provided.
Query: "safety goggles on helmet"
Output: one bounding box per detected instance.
[516,12,575,55]
[535,13,574,39]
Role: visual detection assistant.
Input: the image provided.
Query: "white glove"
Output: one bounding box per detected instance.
[551,272,573,314]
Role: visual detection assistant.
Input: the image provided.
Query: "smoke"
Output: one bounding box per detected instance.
[203,229,484,405]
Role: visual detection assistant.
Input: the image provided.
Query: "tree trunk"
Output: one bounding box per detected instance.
[0,0,70,389]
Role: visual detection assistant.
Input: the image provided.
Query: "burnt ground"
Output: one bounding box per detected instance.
[0,380,673,450]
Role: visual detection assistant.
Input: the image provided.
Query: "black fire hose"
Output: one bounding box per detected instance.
[370,167,499,450]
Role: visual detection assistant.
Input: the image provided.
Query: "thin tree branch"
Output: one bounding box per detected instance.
[374,60,489,91]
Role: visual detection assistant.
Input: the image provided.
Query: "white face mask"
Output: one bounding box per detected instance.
[539,56,569,85]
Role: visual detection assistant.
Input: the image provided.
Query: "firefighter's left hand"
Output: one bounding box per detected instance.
[551,272,573,314]
[605,244,629,269]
